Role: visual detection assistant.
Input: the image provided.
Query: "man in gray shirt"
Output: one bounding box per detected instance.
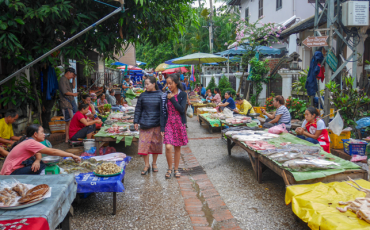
[59,67,78,142]
[106,88,125,112]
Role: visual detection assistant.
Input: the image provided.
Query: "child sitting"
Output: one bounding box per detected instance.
[206,92,213,102]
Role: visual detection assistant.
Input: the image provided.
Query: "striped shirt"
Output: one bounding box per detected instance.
[276,105,291,127]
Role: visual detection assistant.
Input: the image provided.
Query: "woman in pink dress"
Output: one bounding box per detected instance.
[161,74,188,179]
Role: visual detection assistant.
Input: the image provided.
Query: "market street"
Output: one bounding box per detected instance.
[52,107,308,230]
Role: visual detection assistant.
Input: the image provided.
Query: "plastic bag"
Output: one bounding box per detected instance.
[187,106,193,118]
[329,112,344,136]
[356,117,370,129]
[223,108,233,118]
[268,124,288,134]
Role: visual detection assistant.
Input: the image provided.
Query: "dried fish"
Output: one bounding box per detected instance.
[283,159,340,171]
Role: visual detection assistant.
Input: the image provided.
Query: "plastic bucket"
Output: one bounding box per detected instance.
[83,139,95,152]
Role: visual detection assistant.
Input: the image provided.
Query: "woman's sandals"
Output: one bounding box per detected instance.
[141,166,151,175]
[152,163,158,172]
[165,169,172,179]
[174,170,181,178]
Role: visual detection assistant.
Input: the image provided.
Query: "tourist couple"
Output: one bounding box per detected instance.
[133,74,188,179]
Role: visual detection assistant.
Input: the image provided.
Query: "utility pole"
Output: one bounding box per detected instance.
[209,0,214,53]
[324,0,334,125]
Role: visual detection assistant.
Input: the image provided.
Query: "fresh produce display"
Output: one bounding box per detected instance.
[98,104,112,114]
[58,158,103,174]
[337,178,370,223]
[94,162,122,175]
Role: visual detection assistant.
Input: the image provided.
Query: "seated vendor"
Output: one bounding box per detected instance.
[97,94,108,108]
[210,88,222,105]
[218,91,236,111]
[295,107,330,153]
[69,104,102,141]
[106,89,125,112]
[0,124,81,175]
[0,109,22,145]
[0,147,8,157]
[234,96,255,115]
[81,94,97,119]
[261,95,291,130]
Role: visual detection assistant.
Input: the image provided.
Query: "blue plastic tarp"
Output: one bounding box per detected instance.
[74,156,131,193]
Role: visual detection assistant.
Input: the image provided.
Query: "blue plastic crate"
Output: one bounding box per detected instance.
[342,139,367,156]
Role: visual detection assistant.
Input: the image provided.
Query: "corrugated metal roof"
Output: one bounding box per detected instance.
[279,14,327,39]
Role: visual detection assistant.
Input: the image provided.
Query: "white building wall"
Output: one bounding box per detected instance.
[240,0,315,54]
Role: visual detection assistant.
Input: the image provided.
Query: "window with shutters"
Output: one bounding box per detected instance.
[276,0,282,10]
[245,8,249,23]
[258,0,263,18]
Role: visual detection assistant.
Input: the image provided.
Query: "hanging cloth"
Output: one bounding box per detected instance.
[316,63,325,83]
[247,52,259,81]
[46,66,59,100]
[305,51,324,96]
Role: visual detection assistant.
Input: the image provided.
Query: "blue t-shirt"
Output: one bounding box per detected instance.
[157,79,166,91]
[222,98,236,110]
[180,74,184,81]
[201,87,206,96]
[181,82,187,91]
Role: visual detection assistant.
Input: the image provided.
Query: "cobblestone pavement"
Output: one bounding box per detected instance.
[54,114,309,230]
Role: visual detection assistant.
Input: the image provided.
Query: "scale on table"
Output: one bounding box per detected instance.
[42,156,61,175]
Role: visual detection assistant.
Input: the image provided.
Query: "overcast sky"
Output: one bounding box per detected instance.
[192,0,225,8]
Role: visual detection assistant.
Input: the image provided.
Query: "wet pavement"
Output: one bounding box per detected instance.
[54,113,309,230]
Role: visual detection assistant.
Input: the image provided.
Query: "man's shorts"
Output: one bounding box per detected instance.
[62,109,73,122]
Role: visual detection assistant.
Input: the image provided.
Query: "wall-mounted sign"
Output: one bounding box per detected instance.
[302,36,329,48]
[326,50,338,72]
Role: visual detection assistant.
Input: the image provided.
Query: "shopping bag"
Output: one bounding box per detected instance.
[187,106,193,118]
[268,124,288,134]
[329,112,344,136]
[223,108,234,118]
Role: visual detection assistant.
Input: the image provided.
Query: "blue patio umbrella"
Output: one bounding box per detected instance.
[136,61,146,66]
[111,61,128,66]
[216,45,281,57]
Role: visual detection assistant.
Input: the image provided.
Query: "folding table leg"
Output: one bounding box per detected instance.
[61,211,71,230]
[113,192,117,215]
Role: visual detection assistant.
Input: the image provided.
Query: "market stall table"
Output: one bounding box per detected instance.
[226,133,367,185]
[286,179,370,230]
[73,156,131,215]
[330,148,352,161]
[94,124,139,155]
[0,174,76,230]
[198,114,222,134]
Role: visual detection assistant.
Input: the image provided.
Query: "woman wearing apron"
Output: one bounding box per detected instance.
[295,107,330,153]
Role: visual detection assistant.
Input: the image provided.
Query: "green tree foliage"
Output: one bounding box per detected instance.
[218,75,232,97]
[206,76,217,91]
[136,6,239,69]
[0,0,195,72]
[221,88,236,99]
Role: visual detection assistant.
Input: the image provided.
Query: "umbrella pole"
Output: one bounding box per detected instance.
[227,55,230,77]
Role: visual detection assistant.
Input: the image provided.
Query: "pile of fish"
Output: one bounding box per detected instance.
[210,113,226,120]
[225,116,251,125]
[260,144,340,171]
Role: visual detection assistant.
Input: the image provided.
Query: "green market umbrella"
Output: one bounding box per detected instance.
[165,64,191,69]
[171,53,227,65]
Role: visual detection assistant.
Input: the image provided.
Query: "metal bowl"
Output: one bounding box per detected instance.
[41,156,61,166]
[248,113,260,117]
